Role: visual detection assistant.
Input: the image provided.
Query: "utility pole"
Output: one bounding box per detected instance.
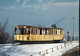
[72,16,74,41]
[67,31,69,41]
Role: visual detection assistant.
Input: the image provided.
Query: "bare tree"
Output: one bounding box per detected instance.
[7,27,14,43]
[0,17,10,44]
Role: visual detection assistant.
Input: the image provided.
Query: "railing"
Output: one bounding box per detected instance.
[30,42,73,56]
[1,41,78,56]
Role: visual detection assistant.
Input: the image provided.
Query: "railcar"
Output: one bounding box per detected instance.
[14,25,65,44]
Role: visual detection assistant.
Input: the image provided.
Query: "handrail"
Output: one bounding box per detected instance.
[30,42,72,56]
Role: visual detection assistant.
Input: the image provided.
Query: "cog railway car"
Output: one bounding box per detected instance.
[14,25,65,44]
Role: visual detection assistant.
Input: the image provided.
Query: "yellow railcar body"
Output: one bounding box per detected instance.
[14,34,63,41]
[14,25,64,43]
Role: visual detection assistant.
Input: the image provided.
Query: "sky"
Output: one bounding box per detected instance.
[0,0,79,37]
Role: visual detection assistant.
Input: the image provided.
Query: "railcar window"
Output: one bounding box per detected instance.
[14,28,17,34]
[43,30,45,35]
[49,30,50,35]
[51,30,52,35]
[24,28,26,34]
[56,30,57,34]
[40,29,42,35]
[54,30,57,35]
[37,29,40,34]
[32,28,37,35]
[26,28,30,35]
[33,28,34,34]
[50,30,52,35]
[49,30,52,35]
[52,30,53,35]
[47,30,49,35]
[26,28,28,34]
[31,28,33,34]
[18,28,21,34]
[60,30,62,34]
[21,28,26,35]
[34,28,36,34]
[36,29,37,34]
[50,30,51,35]
[45,29,47,35]
[49,30,51,35]
[15,28,29,35]
[28,29,30,34]
[54,30,55,34]
[53,30,54,34]
[15,28,20,34]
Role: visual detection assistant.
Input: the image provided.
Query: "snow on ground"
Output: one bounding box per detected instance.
[0,41,79,56]
[45,42,79,56]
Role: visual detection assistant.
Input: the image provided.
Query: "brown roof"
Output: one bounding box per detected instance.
[15,25,63,30]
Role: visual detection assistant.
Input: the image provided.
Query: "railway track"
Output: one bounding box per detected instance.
[0,43,21,56]
[0,41,79,56]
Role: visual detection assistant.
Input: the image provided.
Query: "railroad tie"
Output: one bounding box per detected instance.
[52,48,54,52]
[68,43,69,46]
[64,43,66,47]
[61,45,62,48]
[57,46,58,50]
[46,49,48,54]
[39,52,41,55]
